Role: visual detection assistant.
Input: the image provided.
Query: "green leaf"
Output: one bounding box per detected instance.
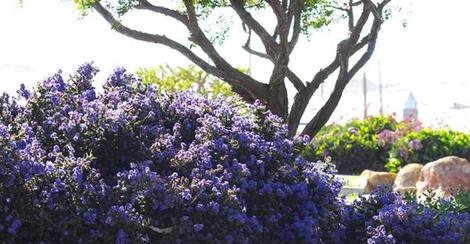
[135,65,235,99]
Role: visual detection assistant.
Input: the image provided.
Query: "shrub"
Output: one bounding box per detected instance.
[406,191,470,216]
[343,188,470,243]
[0,64,344,243]
[304,115,400,174]
[304,114,470,174]
[135,65,236,99]
[386,128,470,172]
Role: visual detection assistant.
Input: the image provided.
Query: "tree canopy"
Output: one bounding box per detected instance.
[72,0,392,137]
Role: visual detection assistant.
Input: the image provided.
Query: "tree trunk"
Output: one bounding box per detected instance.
[267,81,289,120]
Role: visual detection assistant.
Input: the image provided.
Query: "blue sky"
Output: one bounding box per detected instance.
[1,0,470,130]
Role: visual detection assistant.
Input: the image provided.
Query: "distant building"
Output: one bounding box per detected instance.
[403,92,418,120]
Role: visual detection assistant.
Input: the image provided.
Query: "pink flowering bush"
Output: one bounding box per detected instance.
[0,64,344,243]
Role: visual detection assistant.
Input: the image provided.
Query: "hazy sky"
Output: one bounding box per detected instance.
[1,0,470,130]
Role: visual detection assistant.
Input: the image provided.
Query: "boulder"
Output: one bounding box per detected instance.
[416,156,470,198]
[393,163,423,195]
[360,170,397,194]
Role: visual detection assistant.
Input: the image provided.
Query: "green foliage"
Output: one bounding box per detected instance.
[193,0,338,33]
[386,128,470,172]
[345,192,360,204]
[384,158,401,173]
[301,0,336,33]
[449,191,470,214]
[73,0,96,14]
[304,114,470,174]
[115,0,138,16]
[303,115,399,174]
[135,65,235,99]
[404,191,470,215]
[73,0,339,34]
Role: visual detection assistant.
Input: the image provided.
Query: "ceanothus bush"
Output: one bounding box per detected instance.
[343,188,470,244]
[0,63,344,243]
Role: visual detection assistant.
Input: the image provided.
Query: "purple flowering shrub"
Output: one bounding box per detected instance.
[0,64,344,243]
[343,188,470,243]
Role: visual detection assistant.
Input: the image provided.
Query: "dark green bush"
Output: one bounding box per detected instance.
[386,128,470,172]
[304,114,470,174]
[303,115,400,174]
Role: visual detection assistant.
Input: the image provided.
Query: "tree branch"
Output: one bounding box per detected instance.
[230,0,279,59]
[287,37,370,136]
[242,45,270,59]
[92,2,221,78]
[352,0,365,6]
[272,26,279,40]
[298,0,392,137]
[267,0,289,86]
[182,0,231,69]
[266,0,285,22]
[348,2,372,46]
[325,5,349,11]
[348,1,389,77]
[264,0,291,118]
[94,1,268,102]
[134,0,189,26]
[242,45,305,92]
[235,0,308,94]
[287,70,305,91]
[288,35,369,136]
[347,0,355,32]
[134,0,270,102]
[348,28,379,77]
[181,0,269,101]
[287,0,391,136]
[288,0,305,53]
[300,56,350,137]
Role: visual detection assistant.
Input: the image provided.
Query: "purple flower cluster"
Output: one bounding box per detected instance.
[0,63,344,242]
[343,188,470,243]
[407,138,423,150]
[377,129,400,147]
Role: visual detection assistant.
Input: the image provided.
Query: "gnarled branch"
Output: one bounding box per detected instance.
[134,0,189,26]
[299,0,391,137]
[93,2,221,78]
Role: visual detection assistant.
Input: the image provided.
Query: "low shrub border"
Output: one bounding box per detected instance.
[305,115,470,174]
